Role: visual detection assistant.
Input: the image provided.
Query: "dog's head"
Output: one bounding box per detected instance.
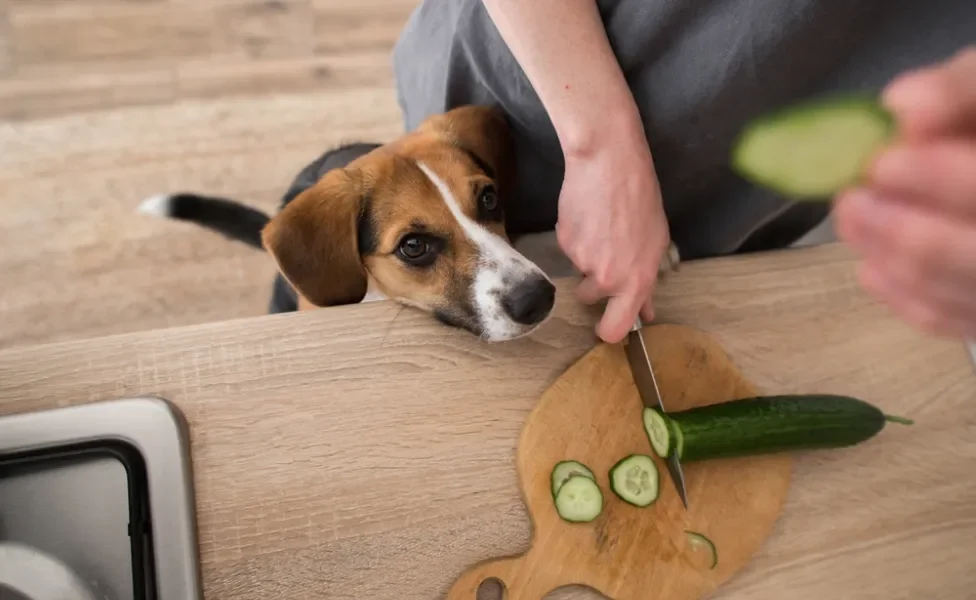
[260,105,555,342]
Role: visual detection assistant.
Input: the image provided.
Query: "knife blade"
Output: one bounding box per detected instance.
[625,317,689,508]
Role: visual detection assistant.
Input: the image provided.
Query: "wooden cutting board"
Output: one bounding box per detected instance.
[447,323,793,600]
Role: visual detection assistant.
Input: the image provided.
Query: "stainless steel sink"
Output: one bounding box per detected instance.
[0,397,203,600]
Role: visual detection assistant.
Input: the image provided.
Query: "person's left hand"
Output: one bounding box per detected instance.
[834,46,976,338]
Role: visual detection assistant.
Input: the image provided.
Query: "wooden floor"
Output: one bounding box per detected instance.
[0,0,420,348]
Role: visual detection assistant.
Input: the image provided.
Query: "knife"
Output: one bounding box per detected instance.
[625,316,690,508]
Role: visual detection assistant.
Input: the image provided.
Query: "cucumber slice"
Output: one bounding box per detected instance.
[609,454,659,507]
[664,394,914,463]
[553,475,604,523]
[731,95,896,200]
[550,460,596,497]
[642,408,672,458]
[685,530,718,569]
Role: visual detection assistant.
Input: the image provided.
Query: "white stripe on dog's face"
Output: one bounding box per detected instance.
[416,161,554,341]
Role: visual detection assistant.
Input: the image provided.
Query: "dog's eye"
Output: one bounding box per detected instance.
[480,187,498,211]
[396,234,439,267]
[478,185,501,221]
[400,237,427,259]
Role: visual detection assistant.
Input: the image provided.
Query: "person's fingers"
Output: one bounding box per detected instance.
[868,140,976,222]
[575,274,607,305]
[875,256,976,322]
[883,46,976,139]
[637,263,661,322]
[838,187,976,338]
[857,261,976,338]
[638,296,656,323]
[597,292,643,344]
[833,188,872,248]
[834,187,901,256]
[834,187,976,282]
[849,219,976,317]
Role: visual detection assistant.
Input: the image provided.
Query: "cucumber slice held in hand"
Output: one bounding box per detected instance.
[553,475,604,523]
[731,95,896,200]
[609,454,660,507]
[550,460,596,497]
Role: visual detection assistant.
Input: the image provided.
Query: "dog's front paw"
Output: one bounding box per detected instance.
[658,241,681,276]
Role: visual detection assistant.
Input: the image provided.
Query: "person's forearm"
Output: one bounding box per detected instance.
[480,0,646,158]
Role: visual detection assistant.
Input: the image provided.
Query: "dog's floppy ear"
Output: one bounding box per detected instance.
[261,168,370,307]
[419,105,515,193]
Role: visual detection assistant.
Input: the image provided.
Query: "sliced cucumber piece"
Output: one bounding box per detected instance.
[642,408,672,458]
[550,460,596,497]
[553,475,604,523]
[731,95,896,200]
[685,530,718,569]
[609,454,660,507]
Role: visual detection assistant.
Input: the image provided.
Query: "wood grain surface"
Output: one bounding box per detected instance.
[0,0,419,120]
[1,244,974,600]
[0,0,417,349]
[448,325,792,600]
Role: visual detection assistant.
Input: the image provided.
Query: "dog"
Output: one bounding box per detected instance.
[138,105,678,342]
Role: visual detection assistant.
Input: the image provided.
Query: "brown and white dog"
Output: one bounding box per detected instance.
[139,104,678,342]
[139,105,563,342]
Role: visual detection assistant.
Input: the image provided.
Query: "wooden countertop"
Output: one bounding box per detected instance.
[1,243,973,600]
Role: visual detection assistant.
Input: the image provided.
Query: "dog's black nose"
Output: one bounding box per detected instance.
[502,275,556,325]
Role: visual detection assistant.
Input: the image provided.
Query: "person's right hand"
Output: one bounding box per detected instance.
[476,0,676,343]
[555,125,674,344]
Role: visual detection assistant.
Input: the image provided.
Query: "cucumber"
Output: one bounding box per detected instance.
[685,530,718,570]
[608,454,659,507]
[731,95,896,199]
[642,408,672,458]
[644,394,913,463]
[553,475,603,523]
[550,460,596,497]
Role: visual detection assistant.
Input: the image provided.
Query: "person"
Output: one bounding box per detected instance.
[391,0,976,343]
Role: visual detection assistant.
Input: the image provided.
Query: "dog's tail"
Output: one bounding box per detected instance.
[137,193,271,250]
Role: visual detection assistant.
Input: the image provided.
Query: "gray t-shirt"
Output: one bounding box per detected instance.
[392,0,973,259]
